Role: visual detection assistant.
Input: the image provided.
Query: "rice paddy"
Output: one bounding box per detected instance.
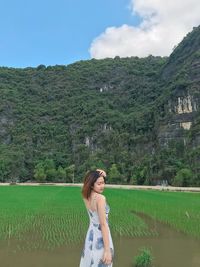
[0,185,199,252]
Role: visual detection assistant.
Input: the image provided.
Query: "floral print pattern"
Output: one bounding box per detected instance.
[79,203,114,267]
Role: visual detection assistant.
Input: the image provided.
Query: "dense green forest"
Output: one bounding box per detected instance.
[0,26,200,186]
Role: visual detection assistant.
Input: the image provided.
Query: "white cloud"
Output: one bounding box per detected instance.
[89,0,200,58]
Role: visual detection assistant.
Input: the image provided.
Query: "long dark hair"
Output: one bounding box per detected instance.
[81,170,106,199]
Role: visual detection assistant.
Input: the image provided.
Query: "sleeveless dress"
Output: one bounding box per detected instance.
[79,196,114,267]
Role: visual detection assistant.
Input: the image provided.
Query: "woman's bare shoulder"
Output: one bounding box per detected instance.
[96,193,106,203]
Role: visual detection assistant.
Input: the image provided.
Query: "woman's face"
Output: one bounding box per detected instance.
[92,176,105,194]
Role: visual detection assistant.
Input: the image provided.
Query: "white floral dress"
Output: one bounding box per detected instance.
[79,200,114,267]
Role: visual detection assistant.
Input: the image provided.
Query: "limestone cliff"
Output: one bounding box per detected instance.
[157,26,200,147]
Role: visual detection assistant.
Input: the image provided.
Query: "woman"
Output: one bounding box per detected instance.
[79,169,114,267]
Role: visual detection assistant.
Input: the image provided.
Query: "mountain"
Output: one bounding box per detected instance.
[0,26,200,186]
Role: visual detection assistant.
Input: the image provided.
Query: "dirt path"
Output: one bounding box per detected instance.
[1,182,200,192]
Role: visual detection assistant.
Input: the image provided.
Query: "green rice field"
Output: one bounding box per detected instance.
[0,185,200,251]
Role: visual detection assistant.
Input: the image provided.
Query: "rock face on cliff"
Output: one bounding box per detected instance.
[157,92,199,146]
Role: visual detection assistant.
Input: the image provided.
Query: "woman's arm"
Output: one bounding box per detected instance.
[97,195,112,264]
[96,169,106,178]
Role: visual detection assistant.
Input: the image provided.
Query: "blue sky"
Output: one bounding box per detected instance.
[1,0,200,68]
[0,0,140,68]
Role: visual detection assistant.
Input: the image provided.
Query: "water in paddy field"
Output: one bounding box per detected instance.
[0,218,200,267]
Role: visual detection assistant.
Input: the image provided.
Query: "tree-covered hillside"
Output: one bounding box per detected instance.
[0,26,200,186]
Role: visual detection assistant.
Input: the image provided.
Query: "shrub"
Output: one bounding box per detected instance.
[134,247,154,267]
[173,168,193,187]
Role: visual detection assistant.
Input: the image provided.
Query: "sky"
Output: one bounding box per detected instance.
[1,0,200,68]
